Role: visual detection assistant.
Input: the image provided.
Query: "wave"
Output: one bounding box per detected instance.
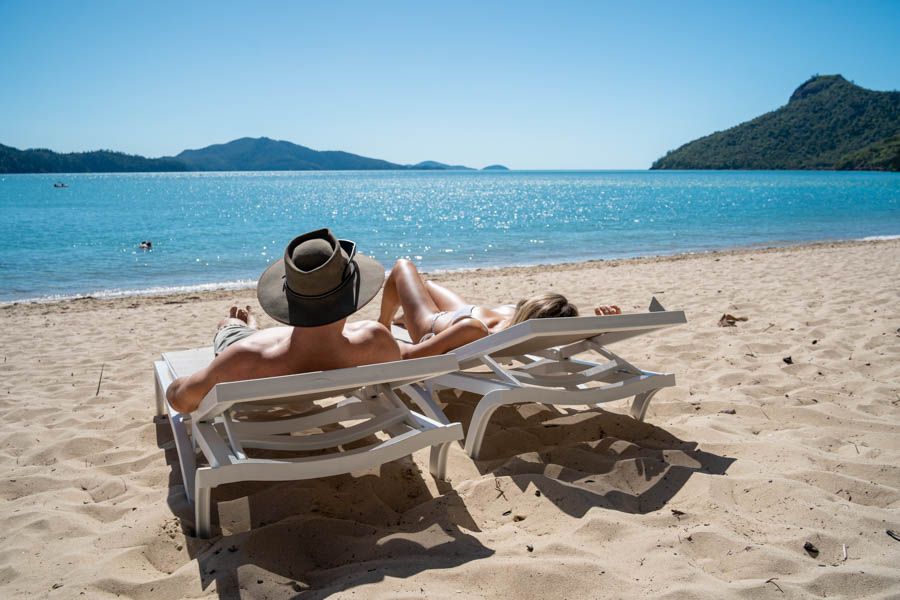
[859,234,900,241]
[3,279,257,305]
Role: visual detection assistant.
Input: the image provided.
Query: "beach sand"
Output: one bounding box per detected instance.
[1,239,898,599]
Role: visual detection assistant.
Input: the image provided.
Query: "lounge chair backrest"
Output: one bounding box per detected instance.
[162,349,458,420]
[163,347,214,378]
[451,312,687,367]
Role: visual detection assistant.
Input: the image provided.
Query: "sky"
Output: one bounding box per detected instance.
[1,1,898,169]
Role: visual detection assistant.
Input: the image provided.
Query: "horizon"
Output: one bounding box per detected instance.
[2,1,899,169]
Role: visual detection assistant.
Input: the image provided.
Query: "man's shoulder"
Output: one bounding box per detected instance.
[345,319,393,341]
[344,320,401,361]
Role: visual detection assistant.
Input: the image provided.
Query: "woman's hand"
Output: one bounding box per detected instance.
[594,305,621,315]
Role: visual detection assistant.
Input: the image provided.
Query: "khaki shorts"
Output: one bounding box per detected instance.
[213,324,256,356]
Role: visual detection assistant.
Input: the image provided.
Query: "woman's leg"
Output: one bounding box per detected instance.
[424,280,468,312]
[378,260,441,342]
[390,271,428,326]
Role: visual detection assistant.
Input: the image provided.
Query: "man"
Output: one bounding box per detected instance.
[166,229,400,413]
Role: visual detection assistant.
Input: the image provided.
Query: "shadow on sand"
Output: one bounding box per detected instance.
[441,390,735,517]
[155,418,492,598]
[154,387,731,597]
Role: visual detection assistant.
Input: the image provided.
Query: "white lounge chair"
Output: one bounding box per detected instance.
[393,299,687,459]
[153,350,463,538]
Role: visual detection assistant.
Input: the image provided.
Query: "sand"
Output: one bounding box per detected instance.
[1,239,898,599]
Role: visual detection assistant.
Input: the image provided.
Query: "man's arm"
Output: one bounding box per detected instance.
[166,367,217,414]
[165,347,255,414]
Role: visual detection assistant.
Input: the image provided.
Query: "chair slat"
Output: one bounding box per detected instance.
[238,407,409,451]
[227,400,380,436]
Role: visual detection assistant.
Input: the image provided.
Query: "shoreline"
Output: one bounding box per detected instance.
[4,235,899,307]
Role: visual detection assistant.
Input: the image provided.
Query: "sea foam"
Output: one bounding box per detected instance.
[3,279,256,305]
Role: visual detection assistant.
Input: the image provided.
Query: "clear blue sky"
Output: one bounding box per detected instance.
[1,0,898,169]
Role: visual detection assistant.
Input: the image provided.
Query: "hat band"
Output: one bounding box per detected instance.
[338,239,357,268]
[283,259,359,301]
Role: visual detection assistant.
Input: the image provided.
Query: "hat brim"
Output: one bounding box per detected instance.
[256,251,385,326]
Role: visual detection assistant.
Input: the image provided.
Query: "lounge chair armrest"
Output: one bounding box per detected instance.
[192,355,460,421]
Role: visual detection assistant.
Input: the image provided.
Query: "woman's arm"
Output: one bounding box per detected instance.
[399,319,488,359]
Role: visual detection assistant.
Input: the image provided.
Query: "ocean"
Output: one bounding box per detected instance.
[1,170,898,303]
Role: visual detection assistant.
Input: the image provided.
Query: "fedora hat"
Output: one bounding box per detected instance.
[257,229,384,326]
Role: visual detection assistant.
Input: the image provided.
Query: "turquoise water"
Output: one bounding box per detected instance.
[1,170,898,302]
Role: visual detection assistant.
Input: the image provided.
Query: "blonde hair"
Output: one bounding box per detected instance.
[509,293,578,326]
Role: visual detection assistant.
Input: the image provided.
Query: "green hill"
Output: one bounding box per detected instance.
[175,137,403,171]
[0,136,503,174]
[409,160,474,170]
[652,75,900,171]
[0,144,188,173]
[834,133,900,171]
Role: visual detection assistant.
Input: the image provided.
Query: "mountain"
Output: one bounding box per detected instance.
[482,164,509,171]
[409,160,475,170]
[0,143,188,173]
[175,137,403,171]
[652,75,900,171]
[0,136,502,174]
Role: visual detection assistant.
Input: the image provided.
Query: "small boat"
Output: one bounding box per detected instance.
[53,182,68,188]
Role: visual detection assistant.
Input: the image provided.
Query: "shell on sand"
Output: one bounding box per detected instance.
[0,239,898,598]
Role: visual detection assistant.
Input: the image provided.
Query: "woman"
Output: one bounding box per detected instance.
[378,259,620,358]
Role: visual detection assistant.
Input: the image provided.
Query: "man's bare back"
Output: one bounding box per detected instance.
[166,306,401,414]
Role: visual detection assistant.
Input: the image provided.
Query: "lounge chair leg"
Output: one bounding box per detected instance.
[429,441,451,480]
[402,383,450,424]
[154,372,166,416]
[464,390,508,459]
[169,413,197,503]
[194,470,213,539]
[630,389,659,421]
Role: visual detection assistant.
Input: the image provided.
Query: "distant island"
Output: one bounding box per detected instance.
[482,164,510,171]
[0,144,189,173]
[410,160,475,171]
[0,137,507,174]
[174,137,401,171]
[652,75,899,171]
